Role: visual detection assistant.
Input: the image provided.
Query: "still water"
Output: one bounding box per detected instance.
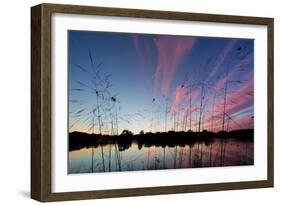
[68,138,253,174]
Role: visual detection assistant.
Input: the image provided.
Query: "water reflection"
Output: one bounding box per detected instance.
[68,138,253,174]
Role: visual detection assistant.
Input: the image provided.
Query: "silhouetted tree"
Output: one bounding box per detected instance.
[120,130,133,136]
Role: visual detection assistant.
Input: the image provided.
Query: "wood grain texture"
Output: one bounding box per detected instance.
[42,3,272,25]
[267,20,274,186]
[31,3,274,202]
[31,4,42,201]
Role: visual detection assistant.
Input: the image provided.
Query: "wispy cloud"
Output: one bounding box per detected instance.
[214,52,253,92]
[132,35,156,81]
[153,36,196,95]
[170,85,199,115]
[195,72,253,131]
[214,79,253,118]
[205,39,238,83]
[170,85,187,114]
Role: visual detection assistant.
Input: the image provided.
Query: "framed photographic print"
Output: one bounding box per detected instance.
[31,3,274,202]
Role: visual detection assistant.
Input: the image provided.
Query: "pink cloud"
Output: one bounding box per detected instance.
[170,85,199,115]
[204,113,253,131]
[170,85,187,114]
[214,69,238,92]
[153,36,196,95]
[202,77,253,131]
[226,115,253,130]
[224,80,253,116]
[170,71,253,132]
[213,80,253,125]
[214,76,228,92]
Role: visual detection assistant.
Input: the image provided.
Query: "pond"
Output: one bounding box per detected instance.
[68,137,253,174]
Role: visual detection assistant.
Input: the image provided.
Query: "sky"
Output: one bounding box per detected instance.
[68,30,254,135]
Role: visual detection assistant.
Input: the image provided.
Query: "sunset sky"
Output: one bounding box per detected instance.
[68,30,254,134]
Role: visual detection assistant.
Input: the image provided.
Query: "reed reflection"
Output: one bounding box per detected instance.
[68,130,253,173]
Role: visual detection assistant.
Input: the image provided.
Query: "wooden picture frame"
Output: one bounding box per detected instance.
[31,3,274,202]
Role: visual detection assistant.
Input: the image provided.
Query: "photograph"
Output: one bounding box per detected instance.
[67,30,254,174]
